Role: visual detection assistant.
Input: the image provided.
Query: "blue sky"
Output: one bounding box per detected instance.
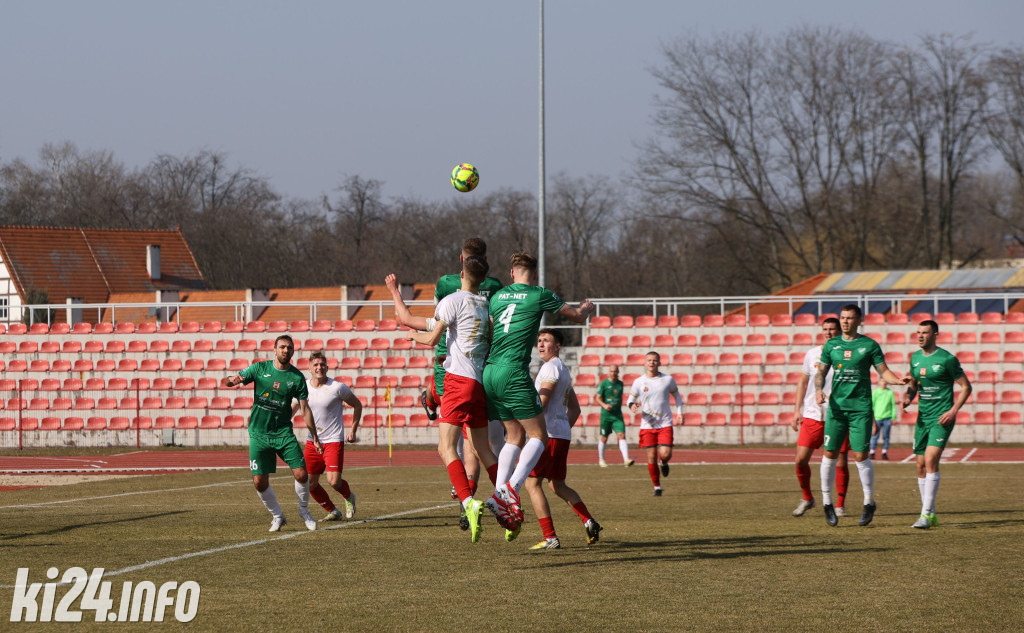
[1,1,1021,202]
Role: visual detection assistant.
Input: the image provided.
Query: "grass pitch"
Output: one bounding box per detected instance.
[2,461,1022,632]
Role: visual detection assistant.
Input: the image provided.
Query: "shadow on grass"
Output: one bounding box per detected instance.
[0,510,189,544]
[526,534,891,567]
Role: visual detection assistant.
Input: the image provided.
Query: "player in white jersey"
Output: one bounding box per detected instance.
[790,318,850,517]
[299,351,363,521]
[518,329,602,550]
[392,256,504,543]
[627,351,683,496]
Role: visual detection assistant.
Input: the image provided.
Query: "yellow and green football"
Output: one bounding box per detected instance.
[451,163,480,192]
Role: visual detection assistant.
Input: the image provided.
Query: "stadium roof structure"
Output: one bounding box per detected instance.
[754,267,1024,317]
[0,226,206,321]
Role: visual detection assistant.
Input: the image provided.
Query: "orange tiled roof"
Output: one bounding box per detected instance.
[0,226,206,310]
[177,290,247,323]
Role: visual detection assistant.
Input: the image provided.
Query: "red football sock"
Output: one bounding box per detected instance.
[648,463,661,486]
[445,461,473,502]
[796,463,813,501]
[334,478,352,499]
[836,461,850,508]
[571,501,592,523]
[539,516,557,540]
[467,479,478,496]
[309,483,335,511]
[485,463,498,486]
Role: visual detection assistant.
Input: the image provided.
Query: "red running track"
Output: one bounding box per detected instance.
[2,446,1022,476]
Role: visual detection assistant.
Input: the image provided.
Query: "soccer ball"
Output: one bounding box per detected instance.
[451,163,479,192]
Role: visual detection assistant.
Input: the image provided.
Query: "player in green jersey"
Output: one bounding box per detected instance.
[484,252,595,531]
[903,319,972,529]
[595,365,634,467]
[226,335,323,532]
[814,304,906,528]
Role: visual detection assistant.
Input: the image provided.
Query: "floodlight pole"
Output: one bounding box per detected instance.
[538,0,546,289]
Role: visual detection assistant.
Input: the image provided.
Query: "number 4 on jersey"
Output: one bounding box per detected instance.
[497,304,516,333]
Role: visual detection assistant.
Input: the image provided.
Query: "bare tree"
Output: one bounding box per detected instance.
[546,173,621,299]
[892,35,990,267]
[638,27,902,290]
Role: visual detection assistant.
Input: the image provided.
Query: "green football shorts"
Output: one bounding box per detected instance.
[249,431,306,475]
[823,407,874,454]
[483,363,543,422]
[914,416,955,454]
[599,413,626,437]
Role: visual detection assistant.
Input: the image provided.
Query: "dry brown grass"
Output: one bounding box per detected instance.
[1,462,1022,632]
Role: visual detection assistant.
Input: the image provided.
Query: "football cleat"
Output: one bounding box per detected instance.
[653,487,663,497]
[911,514,930,529]
[529,537,560,550]
[505,526,521,542]
[660,462,670,477]
[858,502,877,527]
[824,504,838,527]
[344,492,356,519]
[269,515,287,532]
[458,509,470,531]
[585,519,602,545]
[835,507,847,518]
[299,508,318,531]
[625,459,635,468]
[320,508,343,522]
[485,496,520,531]
[792,498,815,517]
[465,499,485,543]
[420,391,437,421]
[495,483,525,523]
[599,460,608,468]
[927,512,938,528]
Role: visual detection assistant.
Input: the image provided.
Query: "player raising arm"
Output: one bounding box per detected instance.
[484,252,595,534]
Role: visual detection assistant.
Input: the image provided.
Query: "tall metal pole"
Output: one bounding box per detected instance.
[538,0,546,288]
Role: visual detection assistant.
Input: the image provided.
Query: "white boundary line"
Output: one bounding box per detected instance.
[0,503,454,589]
[960,447,978,462]
[0,480,248,509]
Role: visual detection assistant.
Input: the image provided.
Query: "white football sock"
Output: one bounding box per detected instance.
[820,456,836,505]
[488,420,506,455]
[456,434,465,462]
[294,479,310,509]
[496,443,521,486]
[597,440,607,461]
[855,459,874,505]
[918,477,927,509]
[618,438,631,462]
[509,438,546,493]
[257,486,283,517]
[923,472,940,515]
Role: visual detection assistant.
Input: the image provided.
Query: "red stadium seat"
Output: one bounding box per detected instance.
[794,314,816,326]
[691,373,713,386]
[354,319,376,331]
[705,413,726,426]
[171,340,192,352]
[201,321,222,333]
[654,334,675,347]
[177,416,199,429]
[676,334,697,347]
[83,417,106,430]
[723,334,743,347]
[686,393,708,406]
[245,320,266,333]
[607,335,628,348]
[612,315,634,328]
[158,322,180,334]
[179,322,201,333]
[589,316,611,329]
[671,353,692,366]
[635,315,657,328]
[657,315,679,328]
[289,320,309,332]
[625,353,645,367]
[679,315,702,327]
[768,333,790,346]
[703,315,724,327]
[154,416,176,429]
[699,334,720,347]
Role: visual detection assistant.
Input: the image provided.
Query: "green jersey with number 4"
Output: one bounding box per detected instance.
[910,347,964,420]
[487,283,565,366]
[434,274,503,358]
[819,335,885,413]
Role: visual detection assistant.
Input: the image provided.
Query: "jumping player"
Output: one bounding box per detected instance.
[484,252,596,532]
